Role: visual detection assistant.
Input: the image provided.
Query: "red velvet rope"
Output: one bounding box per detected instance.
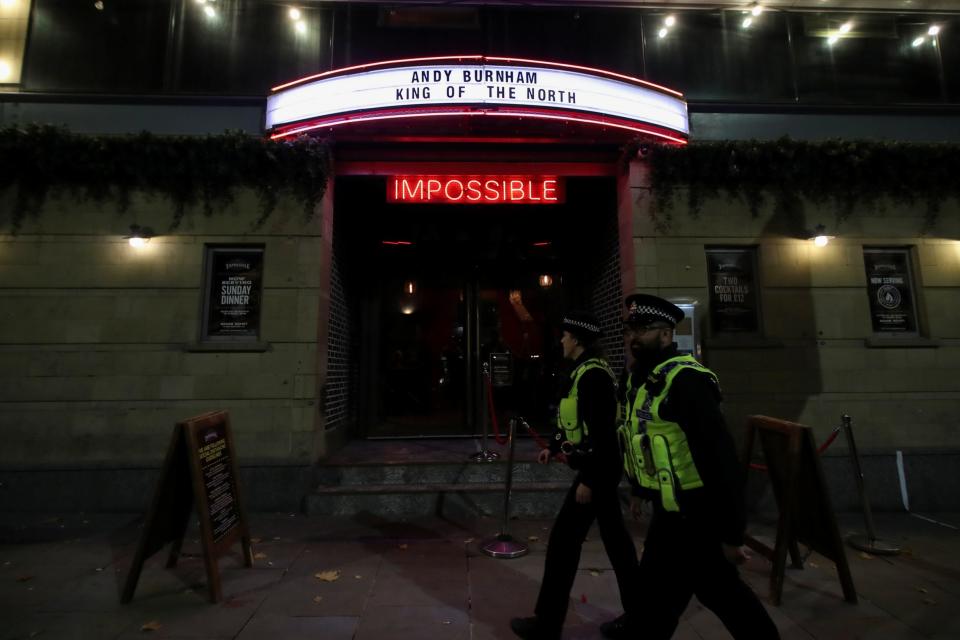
[748,426,841,472]
[484,373,508,445]
[518,417,550,450]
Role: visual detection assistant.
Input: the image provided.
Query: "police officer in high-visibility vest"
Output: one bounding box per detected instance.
[511,311,640,640]
[609,294,779,639]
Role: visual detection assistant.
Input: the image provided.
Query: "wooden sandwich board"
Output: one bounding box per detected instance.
[122,410,253,603]
[743,415,857,605]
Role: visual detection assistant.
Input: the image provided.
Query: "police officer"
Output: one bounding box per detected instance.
[609,294,779,639]
[510,311,640,640]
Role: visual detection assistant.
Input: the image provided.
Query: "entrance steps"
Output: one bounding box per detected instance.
[305,438,576,518]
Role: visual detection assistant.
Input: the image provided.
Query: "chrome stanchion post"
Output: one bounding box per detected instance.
[843,414,901,555]
[482,417,528,558]
[470,362,499,462]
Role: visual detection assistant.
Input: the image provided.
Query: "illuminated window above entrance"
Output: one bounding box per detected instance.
[266,56,689,144]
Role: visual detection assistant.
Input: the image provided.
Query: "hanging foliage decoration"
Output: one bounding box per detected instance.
[0,126,331,232]
[2,128,957,234]
[640,138,960,232]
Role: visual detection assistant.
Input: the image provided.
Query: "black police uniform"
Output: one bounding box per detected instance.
[624,342,780,639]
[530,350,641,636]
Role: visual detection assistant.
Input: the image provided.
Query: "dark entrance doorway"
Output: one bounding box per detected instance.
[333,175,619,438]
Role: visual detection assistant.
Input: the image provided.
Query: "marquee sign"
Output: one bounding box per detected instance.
[387,175,563,204]
[266,56,688,144]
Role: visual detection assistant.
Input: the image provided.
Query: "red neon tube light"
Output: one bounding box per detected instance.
[387,175,565,205]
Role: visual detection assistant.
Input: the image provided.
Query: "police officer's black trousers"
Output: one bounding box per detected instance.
[534,479,640,629]
[637,511,780,640]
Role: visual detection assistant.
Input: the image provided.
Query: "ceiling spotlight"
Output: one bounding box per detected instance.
[928,25,941,36]
[658,27,668,38]
[743,17,753,29]
[839,21,853,34]
[664,15,676,27]
[912,36,925,47]
[751,4,763,17]
[288,7,300,20]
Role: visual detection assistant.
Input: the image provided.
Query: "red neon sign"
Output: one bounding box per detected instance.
[387,175,564,204]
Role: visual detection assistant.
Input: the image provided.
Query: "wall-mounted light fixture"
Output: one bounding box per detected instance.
[809,223,834,247]
[404,280,416,295]
[125,224,154,248]
[538,274,554,288]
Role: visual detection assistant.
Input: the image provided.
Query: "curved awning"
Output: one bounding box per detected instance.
[266,56,688,146]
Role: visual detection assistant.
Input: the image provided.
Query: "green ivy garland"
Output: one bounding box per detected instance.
[2,128,957,235]
[643,138,960,233]
[0,126,331,233]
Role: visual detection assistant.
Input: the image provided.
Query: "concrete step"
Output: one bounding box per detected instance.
[309,459,577,517]
[304,480,571,517]
[313,460,573,486]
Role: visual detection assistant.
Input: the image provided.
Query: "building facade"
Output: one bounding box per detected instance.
[1,0,959,512]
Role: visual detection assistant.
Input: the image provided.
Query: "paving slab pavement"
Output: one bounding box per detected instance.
[0,511,958,639]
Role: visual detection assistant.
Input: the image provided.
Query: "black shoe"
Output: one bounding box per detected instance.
[510,616,561,640]
[599,613,632,639]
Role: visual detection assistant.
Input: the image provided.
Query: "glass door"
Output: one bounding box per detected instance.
[367,271,471,437]
[476,281,562,434]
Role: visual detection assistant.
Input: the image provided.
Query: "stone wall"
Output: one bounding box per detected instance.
[0,190,327,469]
[627,159,960,506]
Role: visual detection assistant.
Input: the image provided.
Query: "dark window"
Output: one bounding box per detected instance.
[24,0,170,93]
[644,10,794,102]
[791,13,944,104]
[937,16,960,102]
[176,1,329,95]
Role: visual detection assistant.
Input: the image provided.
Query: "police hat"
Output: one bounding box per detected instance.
[561,310,602,343]
[624,294,684,328]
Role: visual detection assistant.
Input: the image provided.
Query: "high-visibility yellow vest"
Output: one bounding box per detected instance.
[557,358,615,446]
[618,355,718,512]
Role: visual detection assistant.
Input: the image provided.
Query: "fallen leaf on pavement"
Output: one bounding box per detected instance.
[354,575,362,579]
[314,570,341,582]
[16,575,33,582]
[917,587,929,594]
[923,598,938,606]
[528,536,540,542]
[253,552,268,560]
[141,620,162,632]
[464,538,474,544]
[313,596,323,604]
[858,552,874,560]
[398,544,409,550]
[589,570,600,577]
[442,620,452,625]
[251,537,262,544]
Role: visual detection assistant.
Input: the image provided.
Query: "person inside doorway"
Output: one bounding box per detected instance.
[510,311,640,640]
